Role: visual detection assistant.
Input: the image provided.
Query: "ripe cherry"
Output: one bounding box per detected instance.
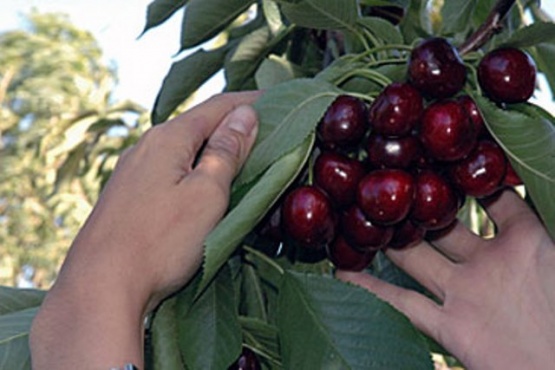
[281,186,336,249]
[419,100,477,162]
[408,37,467,98]
[317,95,367,149]
[229,347,261,370]
[411,170,460,231]
[314,151,366,209]
[367,134,423,169]
[357,169,415,225]
[449,140,507,198]
[388,219,426,250]
[327,235,377,271]
[341,205,394,251]
[478,47,536,104]
[457,95,487,138]
[368,82,423,137]
[504,160,523,186]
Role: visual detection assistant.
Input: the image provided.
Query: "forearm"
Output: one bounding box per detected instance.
[30,276,147,370]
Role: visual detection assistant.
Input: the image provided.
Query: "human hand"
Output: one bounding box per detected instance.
[337,190,555,369]
[30,91,260,369]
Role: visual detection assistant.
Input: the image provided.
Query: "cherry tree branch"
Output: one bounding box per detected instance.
[458,0,517,55]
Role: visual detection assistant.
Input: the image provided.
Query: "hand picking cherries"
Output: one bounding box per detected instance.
[255,37,534,272]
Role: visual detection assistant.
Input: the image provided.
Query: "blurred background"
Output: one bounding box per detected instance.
[0,0,554,288]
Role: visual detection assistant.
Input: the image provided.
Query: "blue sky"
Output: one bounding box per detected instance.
[1,0,554,113]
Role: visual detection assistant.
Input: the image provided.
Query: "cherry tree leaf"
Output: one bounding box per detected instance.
[277,272,433,370]
[502,21,555,49]
[180,0,255,50]
[142,0,188,35]
[475,96,555,239]
[236,78,340,186]
[277,0,359,31]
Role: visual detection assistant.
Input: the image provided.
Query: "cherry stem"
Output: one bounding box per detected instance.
[458,0,517,55]
[243,245,285,275]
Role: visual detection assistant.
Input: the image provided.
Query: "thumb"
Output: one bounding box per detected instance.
[191,104,259,192]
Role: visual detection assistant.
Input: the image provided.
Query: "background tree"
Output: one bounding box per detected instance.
[0,11,147,287]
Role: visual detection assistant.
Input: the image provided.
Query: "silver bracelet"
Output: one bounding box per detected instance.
[109,365,138,370]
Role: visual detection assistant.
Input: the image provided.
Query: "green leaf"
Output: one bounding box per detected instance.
[357,16,404,45]
[255,55,298,89]
[399,0,431,43]
[262,0,284,35]
[475,97,555,239]
[54,142,87,191]
[502,22,555,48]
[277,272,433,370]
[440,0,476,35]
[240,264,268,320]
[0,308,38,370]
[142,0,188,35]
[0,287,45,316]
[151,46,227,124]
[178,265,242,370]
[150,299,186,370]
[278,0,359,31]
[199,136,314,293]
[225,27,272,91]
[236,78,340,186]
[240,316,281,364]
[534,42,555,95]
[180,0,256,49]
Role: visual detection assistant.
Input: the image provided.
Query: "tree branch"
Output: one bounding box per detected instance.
[458,0,517,55]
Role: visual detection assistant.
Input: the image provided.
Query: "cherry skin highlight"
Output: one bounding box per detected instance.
[318,95,368,149]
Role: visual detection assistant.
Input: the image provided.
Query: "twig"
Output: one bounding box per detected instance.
[458,0,517,55]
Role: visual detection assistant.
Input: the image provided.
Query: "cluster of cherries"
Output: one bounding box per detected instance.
[256,37,536,272]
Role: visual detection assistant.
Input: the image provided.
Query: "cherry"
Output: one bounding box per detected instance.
[504,160,523,186]
[357,169,415,225]
[388,219,426,250]
[317,95,368,149]
[478,47,537,104]
[229,347,261,370]
[281,186,336,249]
[449,140,507,198]
[419,100,477,162]
[368,82,423,137]
[367,134,423,169]
[314,151,366,209]
[327,235,377,271]
[341,205,394,251]
[408,37,467,98]
[411,170,460,231]
[457,95,487,138]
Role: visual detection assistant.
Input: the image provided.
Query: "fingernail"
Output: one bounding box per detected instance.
[227,105,257,135]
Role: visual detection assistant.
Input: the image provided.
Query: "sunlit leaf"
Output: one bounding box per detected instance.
[142,0,188,35]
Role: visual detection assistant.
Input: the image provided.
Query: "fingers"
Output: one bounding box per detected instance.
[430,221,484,262]
[480,189,534,231]
[336,270,442,339]
[190,104,259,195]
[386,243,455,300]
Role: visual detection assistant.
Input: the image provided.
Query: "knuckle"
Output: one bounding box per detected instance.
[208,132,243,164]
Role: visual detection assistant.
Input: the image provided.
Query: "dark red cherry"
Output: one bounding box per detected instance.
[367,134,423,169]
[281,186,336,249]
[478,48,537,104]
[229,347,261,370]
[419,100,477,162]
[314,151,366,209]
[327,235,377,271]
[341,205,394,251]
[317,95,368,149]
[368,82,423,137]
[408,37,467,98]
[449,140,507,198]
[411,170,460,231]
[357,169,415,225]
[388,219,426,250]
[504,160,523,186]
[457,95,487,138]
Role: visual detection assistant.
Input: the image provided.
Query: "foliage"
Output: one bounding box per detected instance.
[2,1,554,369]
[0,12,147,287]
[139,0,555,369]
